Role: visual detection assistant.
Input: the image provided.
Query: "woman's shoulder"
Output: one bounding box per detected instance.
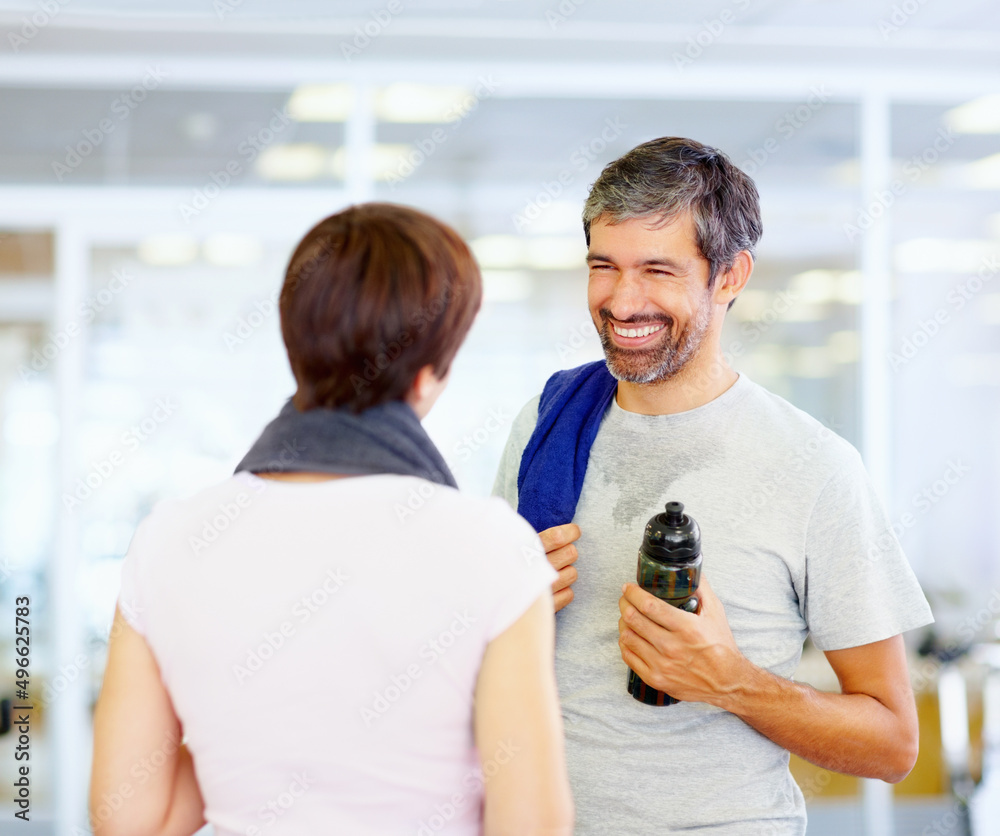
[421,481,536,532]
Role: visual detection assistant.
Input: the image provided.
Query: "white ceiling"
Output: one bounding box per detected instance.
[0,0,996,248]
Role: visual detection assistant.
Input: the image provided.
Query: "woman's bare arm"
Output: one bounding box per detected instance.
[90,606,205,836]
[474,591,573,836]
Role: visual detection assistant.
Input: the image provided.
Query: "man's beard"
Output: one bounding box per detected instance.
[597,299,713,384]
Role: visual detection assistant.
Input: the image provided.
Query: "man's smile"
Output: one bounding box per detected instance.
[611,322,665,340]
[603,315,670,349]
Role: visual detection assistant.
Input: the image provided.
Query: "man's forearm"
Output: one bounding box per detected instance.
[712,654,918,783]
[619,582,920,783]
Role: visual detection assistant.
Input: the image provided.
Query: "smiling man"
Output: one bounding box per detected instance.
[493,137,933,835]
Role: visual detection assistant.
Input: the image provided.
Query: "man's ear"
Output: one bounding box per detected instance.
[714,250,753,307]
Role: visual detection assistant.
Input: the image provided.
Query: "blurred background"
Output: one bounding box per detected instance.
[0,0,997,833]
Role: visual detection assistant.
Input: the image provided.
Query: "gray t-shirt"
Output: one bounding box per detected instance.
[493,373,933,835]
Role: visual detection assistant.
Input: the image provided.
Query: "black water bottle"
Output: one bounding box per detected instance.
[626,501,702,706]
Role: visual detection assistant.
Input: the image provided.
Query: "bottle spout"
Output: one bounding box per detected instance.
[664,501,685,526]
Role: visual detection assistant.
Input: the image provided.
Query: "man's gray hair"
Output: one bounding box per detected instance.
[583,137,763,285]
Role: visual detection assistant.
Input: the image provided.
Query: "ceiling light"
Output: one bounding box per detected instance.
[376,84,471,123]
[895,238,997,273]
[789,270,839,304]
[728,289,773,322]
[521,201,583,235]
[523,237,587,270]
[330,144,413,181]
[780,303,827,323]
[836,271,863,305]
[203,234,264,268]
[482,270,533,303]
[287,84,353,122]
[785,270,861,305]
[827,330,859,364]
[469,235,590,271]
[470,235,523,270]
[255,144,329,181]
[959,153,1000,189]
[945,95,1000,134]
[791,346,834,378]
[137,234,199,266]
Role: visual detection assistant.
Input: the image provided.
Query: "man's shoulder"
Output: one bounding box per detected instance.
[492,393,541,504]
[738,376,861,470]
[506,360,612,461]
[504,393,542,460]
[514,392,542,429]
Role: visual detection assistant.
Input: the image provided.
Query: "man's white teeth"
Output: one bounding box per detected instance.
[613,323,664,338]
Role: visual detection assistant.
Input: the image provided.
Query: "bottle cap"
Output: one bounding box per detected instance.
[642,501,701,561]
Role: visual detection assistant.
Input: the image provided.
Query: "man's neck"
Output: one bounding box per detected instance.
[614,349,739,416]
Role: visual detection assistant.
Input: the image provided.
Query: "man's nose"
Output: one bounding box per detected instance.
[607,272,646,321]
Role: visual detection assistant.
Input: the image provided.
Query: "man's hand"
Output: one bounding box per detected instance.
[539,524,581,613]
[619,574,921,782]
[617,574,749,706]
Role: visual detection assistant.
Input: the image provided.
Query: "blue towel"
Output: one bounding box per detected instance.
[516,361,618,533]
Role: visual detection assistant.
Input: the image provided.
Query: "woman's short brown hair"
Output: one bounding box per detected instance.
[280,203,482,413]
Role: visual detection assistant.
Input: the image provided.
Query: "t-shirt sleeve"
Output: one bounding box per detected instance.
[116,511,162,637]
[803,451,934,651]
[478,497,558,642]
[491,394,541,509]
